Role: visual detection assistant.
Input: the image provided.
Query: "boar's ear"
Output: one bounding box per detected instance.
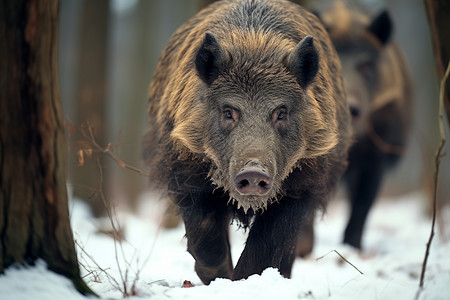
[367,10,392,45]
[195,32,228,85]
[310,10,321,20]
[286,35,319,88]
[310,11,331,34]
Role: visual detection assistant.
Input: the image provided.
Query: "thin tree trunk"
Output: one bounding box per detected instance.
[70,0,110,217]
[424,0,450,126]
[0,0,93,295]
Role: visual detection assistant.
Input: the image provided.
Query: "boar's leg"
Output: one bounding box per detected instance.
[295,214,315,257]
[233,196,313,280]
[180,192,233,284]
[343,156,385,249]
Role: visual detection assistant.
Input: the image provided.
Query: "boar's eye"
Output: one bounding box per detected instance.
[221,107,239,129]
[224,109,234,120]
[277,111,286,121]
[272,107,288,125]
[349,105,360,118]
[357,60,375,80]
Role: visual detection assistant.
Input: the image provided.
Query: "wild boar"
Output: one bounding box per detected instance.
[312,0,413,249]
[143,0,351,283]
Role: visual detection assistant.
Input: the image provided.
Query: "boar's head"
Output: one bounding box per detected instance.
[172,30,337,213]
[316,2,392,137]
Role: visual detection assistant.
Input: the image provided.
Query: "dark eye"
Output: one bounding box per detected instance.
[272,107,288,124]
[221,107,239,129]
[224,109,234,121]
[349,105,360,118]
[357,60,375,79]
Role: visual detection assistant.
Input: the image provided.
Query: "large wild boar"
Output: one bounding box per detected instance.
[143,0,351,284]
[312,0,412,249]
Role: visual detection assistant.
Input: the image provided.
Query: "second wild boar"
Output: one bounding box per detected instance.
[313,0,413,249]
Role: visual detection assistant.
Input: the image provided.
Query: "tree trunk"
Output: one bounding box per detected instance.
[424,0,450,125]
[0,0,93,295]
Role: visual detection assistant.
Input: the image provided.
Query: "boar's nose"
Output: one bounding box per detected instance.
[234,161,273,196]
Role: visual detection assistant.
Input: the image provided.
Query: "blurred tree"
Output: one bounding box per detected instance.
[70,0,111,217]
[106,0,156,210]
[424,0,450,125]
[0,0,93,295]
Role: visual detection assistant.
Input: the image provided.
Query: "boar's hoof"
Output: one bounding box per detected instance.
[234,167,272,196]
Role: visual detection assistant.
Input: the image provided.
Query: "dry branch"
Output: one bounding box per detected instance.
[83,122,151,178]
[316,250,364,275]
[419,62,450,288]
[75,239,122,290]
[72,146,145,297]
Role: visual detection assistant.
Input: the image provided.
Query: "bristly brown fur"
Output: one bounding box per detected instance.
[142,0,352,284]
[143,0,350,198]
[312,0,413,249]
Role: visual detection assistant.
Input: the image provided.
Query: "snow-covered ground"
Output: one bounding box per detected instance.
[1,191,449,300]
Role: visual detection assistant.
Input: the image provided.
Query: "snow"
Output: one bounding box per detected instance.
[1,191,449,300]
[0,261,89,300]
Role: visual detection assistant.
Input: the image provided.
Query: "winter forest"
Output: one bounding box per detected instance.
[1,0,450,299]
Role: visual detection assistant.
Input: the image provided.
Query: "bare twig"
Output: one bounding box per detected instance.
[82,122,151,178]
[69,121,152,297]
[316,250,364,275]
[419,62,450,288]
[95,157,146,297]
[75,239,122,291]
[95,157,128,295]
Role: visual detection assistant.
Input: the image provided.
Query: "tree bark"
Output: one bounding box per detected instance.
[0,0,93,295]
[424,0,450,126]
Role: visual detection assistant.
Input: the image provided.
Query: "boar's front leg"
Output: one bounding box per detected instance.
[233,196,314,280]
[179,191,233,284]
[343,155,386,249]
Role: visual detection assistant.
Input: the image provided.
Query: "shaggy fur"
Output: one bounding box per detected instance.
[313,0,413,249]
[143,0,351,284]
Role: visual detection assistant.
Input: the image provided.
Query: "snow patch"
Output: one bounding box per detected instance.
[1,192,449,299]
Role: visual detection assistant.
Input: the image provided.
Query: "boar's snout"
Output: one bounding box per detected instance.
[233,160,273,196]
